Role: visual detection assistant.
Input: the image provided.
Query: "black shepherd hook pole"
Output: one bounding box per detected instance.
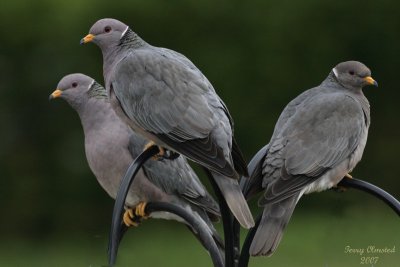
[338,177,400,216]
[203,168,237,267]
[108,145,160,265]
[236,144,400,267]
[232,144,270,267]
[108,145,224,267]
[144,202,224,267]
[238,215,261,267]
[238,177,400,267]
[238,184,400,267]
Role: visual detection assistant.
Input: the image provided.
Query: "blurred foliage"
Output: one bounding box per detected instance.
[0,209,398,266]
[0,0,399,265]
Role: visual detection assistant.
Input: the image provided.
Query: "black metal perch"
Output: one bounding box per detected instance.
[236,144,400,267]
[238,177,400,267]
[337,177,400,216]
[203,168,240,267]
[107,142,400,267]
[108,145,159,265]
[107,145,223,267]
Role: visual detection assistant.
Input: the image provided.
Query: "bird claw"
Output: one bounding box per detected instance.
[123,202,149,227]
[163,150,180,160]
[123,209,141,227]
[143,141,180,161]
[135,202,148,218]
[332,173,353,193]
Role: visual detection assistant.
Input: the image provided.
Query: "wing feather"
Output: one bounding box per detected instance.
[260,91,366,204]
[112,49,239,177]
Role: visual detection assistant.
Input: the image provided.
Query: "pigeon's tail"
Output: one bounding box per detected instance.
[249,194,299,256]
[212,172,255,229]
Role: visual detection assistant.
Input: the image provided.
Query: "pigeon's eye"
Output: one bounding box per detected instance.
[349,71,355,75]
[104,26,111,33]
[72,82,78,88]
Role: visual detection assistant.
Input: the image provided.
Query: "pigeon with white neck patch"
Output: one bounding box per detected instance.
[80,18,254,229]
[49,73,224,253]
[247,61,377,256]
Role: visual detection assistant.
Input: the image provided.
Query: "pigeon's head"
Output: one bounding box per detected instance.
[81,18,129,49]
[50,74,106,110]
[332,61,378,90]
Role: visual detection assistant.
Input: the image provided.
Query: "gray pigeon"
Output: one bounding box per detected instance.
[81,18,254,228]
[49,73,223,250]
[247,61,377,256]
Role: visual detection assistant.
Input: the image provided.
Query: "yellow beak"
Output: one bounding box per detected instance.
[80,34,95,44]
[364,76,378,87]
[49,89,62,100]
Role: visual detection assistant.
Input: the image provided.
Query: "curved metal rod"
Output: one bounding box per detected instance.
[203,168,237,267]
[231,144,269,267]
[238,214,261,267]
[108,145,160,266]
[108,146,224,267]
[338,177,400,216]
[145,202,224,267]
[238,177,400,267]
[109,202,224,267]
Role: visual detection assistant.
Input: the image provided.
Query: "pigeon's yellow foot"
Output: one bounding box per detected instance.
[123,209,140,227]
[333,176,352,193]
[143,141,165,160]
[135,202,148,219]
[333,174,353,192]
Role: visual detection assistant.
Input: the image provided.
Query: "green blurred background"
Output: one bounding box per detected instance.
[0,0,399,266]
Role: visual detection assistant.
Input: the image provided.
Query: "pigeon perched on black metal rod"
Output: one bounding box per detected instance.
[49,73,224,252]
[81,18,254,229]
[246,61,377,256]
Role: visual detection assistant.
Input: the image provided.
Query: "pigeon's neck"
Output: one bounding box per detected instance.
[322,71,370,126]
[101,46,121,81]
[101,28,148,81]
[321,71,345,89]
[356,92,371,127]
[78,100,111,135]
[87,81,108,100]
[119,28,148,49]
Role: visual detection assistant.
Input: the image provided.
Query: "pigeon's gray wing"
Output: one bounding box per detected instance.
[144,157,221,218]
[112,49,238,178]
[127,134,220,218]
[260,92,367,205]
[240,144,270,199]
[251,92,367,256]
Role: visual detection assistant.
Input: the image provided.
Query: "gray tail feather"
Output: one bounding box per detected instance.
[249,194,299,256]
[212,172,255,228]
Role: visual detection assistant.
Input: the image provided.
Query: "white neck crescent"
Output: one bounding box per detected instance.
[121,26,129,39]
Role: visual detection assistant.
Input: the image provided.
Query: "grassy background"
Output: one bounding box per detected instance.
[1,193,398,266]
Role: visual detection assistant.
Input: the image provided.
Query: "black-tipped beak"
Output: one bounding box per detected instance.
[49,89,62,100]
[364,76,378,87]
[80,34,95,45]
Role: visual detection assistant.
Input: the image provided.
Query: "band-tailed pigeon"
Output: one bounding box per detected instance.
[81,18,254,228]
[49,73,223,249]
[246,61,377,256]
